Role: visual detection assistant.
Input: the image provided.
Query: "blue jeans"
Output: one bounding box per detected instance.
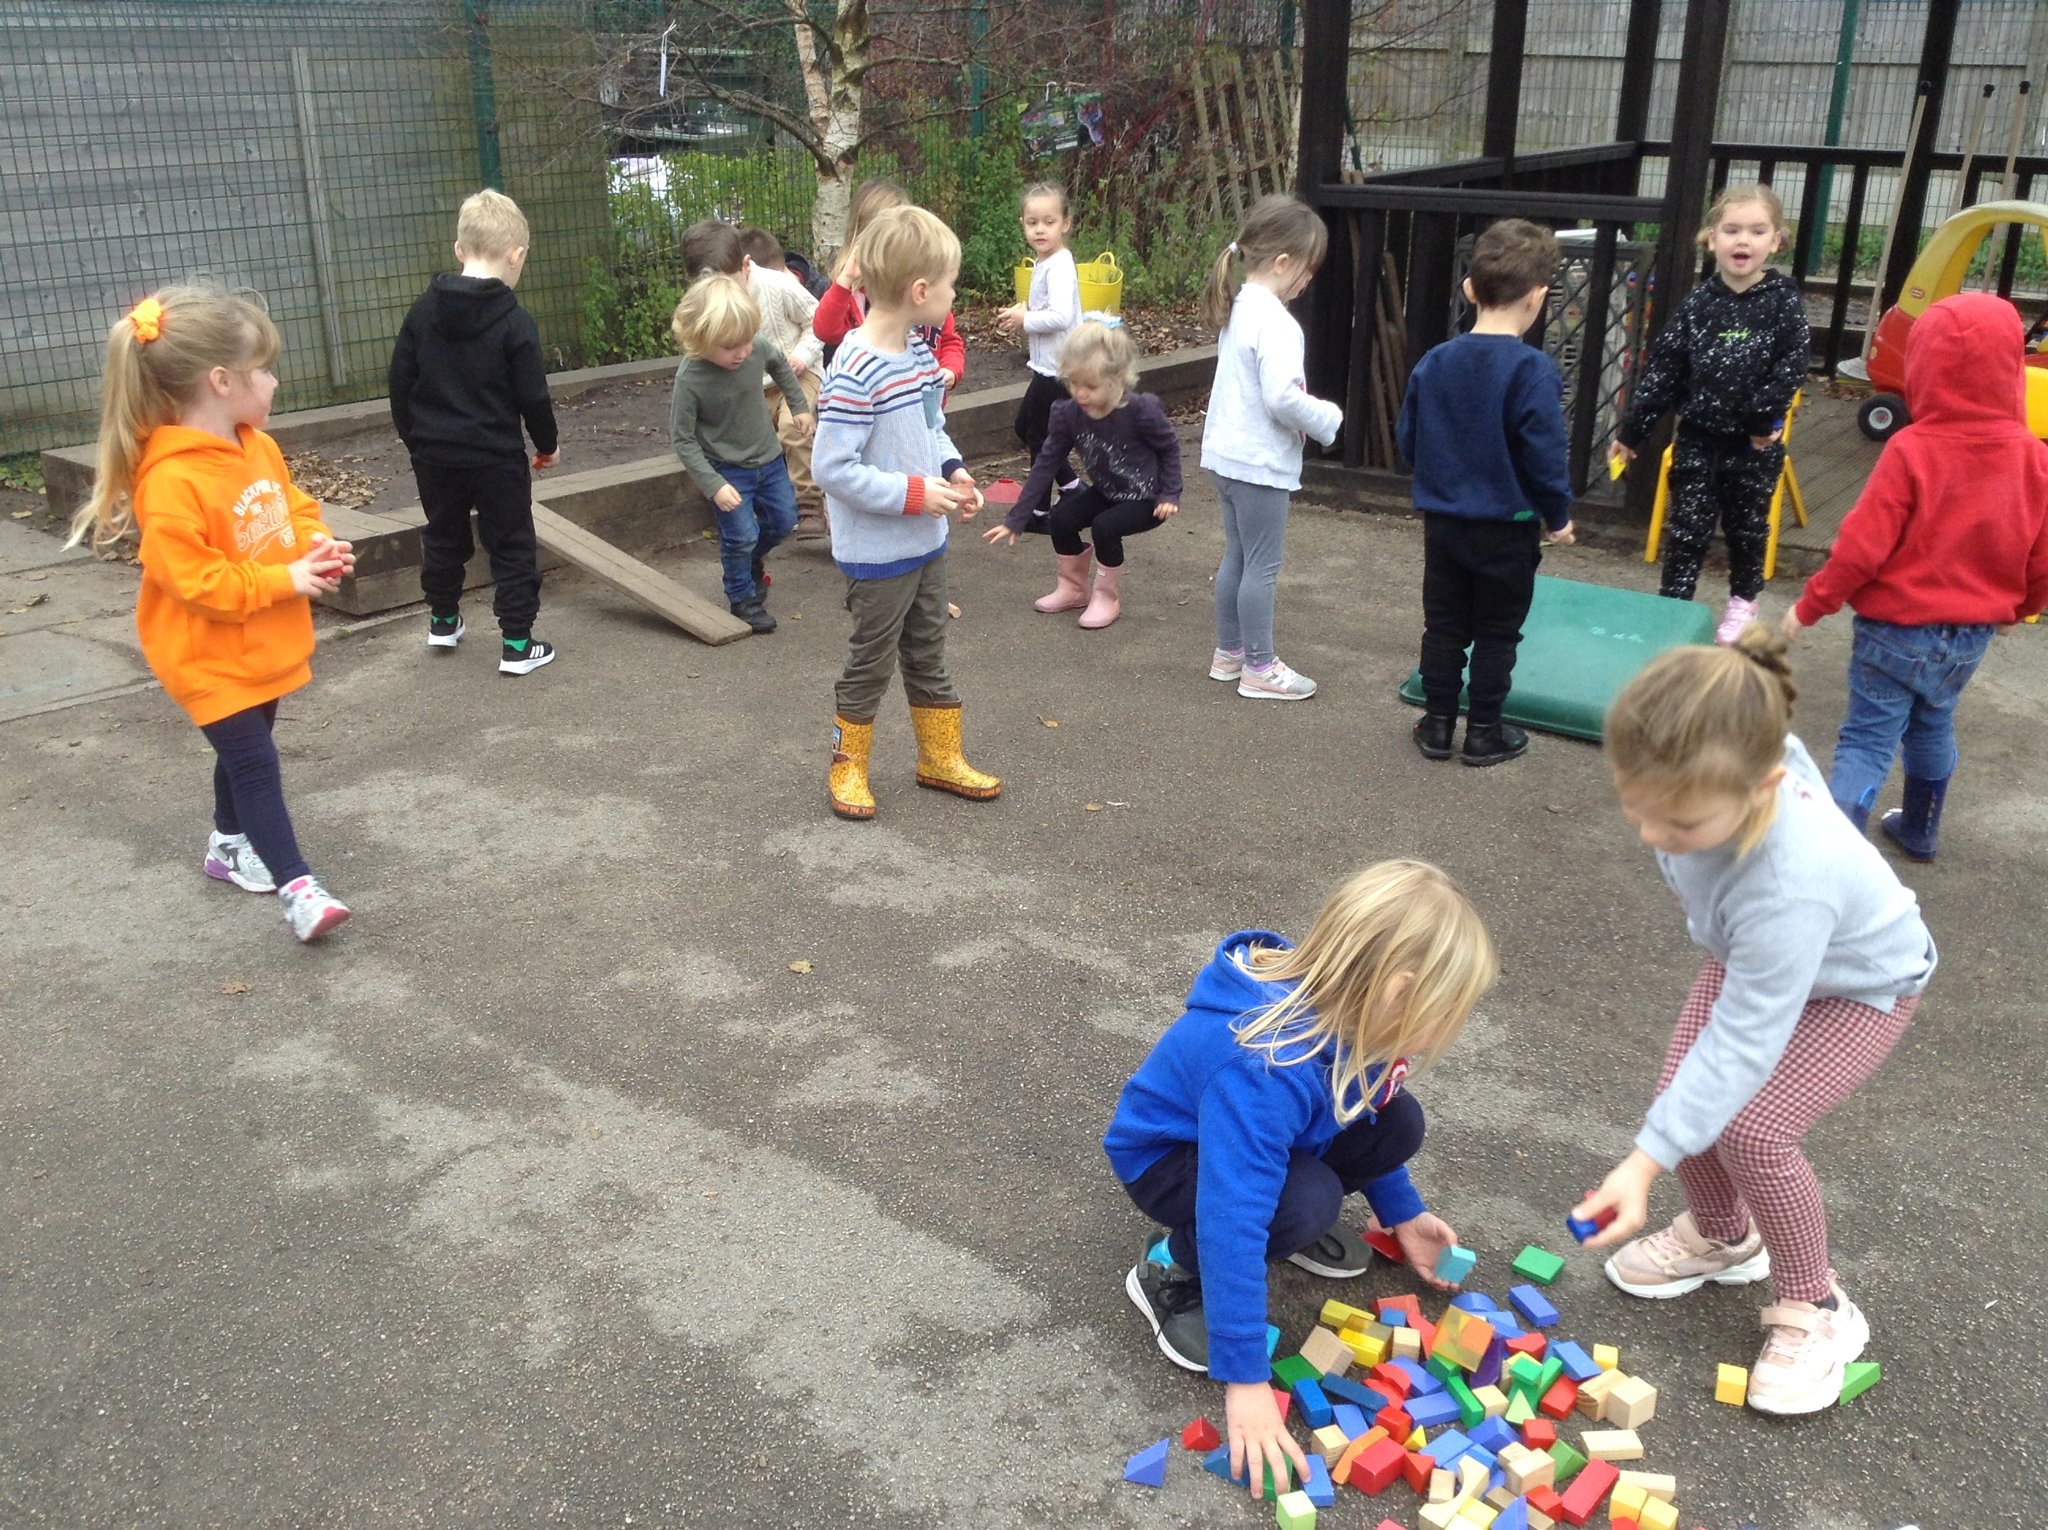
[712,457,798,604]
[1828,617,1994,816]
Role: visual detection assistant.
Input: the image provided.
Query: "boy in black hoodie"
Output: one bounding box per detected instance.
[390,189,561,674]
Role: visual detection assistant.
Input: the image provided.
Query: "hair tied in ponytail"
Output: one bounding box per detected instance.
[128,298,163,344]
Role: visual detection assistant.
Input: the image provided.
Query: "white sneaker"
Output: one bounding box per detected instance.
[1208,647,1245,681]
[278,874,350,943]
[1746,1288,1870,1415]
[1237,659,1317,700]
[203,831,276,893]
[1716,595,1760,645]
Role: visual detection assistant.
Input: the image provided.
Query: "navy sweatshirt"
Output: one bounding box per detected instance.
[1617,268,1810,447]
[1397,333,1573,529]
[1102,932,1425,1384]
[389,274,558,467]
[1004,393,1184,534]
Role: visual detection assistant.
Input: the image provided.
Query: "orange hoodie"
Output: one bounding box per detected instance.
[131,424,330,726]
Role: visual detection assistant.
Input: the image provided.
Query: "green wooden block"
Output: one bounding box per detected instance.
[1446,1375,1484,1429]
[1272,1353,1321,1389]
[1276,1488,1318,1529]
[1511,1245,1566,1286]
[1260,1460,1291,1501]
[1507,1354,1545,1391]
[1838,1360,1882,1403]
[1503,1390,1537,1426]
[1426,1352,1463,1383]
[1548,1439,1586,1485]
[1533,1356,1565,1398]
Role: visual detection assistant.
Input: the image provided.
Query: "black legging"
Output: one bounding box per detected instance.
[201,700,311,885]
[1660,430,1781,602]
[1049,484,1162,567]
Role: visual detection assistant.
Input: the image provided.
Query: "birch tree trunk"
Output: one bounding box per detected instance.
[800,0,868,261]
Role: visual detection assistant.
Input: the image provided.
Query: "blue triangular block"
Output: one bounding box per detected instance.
[1495,1497,1530,1530]
[1122,1437,1169,1488]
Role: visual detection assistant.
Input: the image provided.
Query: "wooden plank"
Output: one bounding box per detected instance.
[528,500,752,646]
[1188,57,1227,226]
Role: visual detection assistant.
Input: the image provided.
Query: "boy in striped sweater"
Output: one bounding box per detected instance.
[812,206,1000,820]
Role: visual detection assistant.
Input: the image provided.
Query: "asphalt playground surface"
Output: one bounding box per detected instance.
[3,478,2044,1529]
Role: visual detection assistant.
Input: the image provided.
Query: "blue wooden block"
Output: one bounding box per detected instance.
[1123,1437,1169,1488]
[1331,1402,1369,1439]
[1469,1418,1518,1455]
[1495,1498,1531,1530]
[1566,1214,1601,1243]
[1449,1291,1499,1315]
[1390,1357,1442,1395]
[1435,1243,1477,1283]
[1320,1373,1384,1410]
[1487,1310,1524,1340]
[1464,1444,1498,1482]
[1292,1376,1334,1429]
[1551,1339,1602,1383]
[1201,1444,1237,1483]
[1407,1389,1464,1429]
[1380,1308,1407,1327]
[1421,1428,1472,1470]
[1508,1284,1560,1328]
[1303,1453,1336,1509]
[1266,1323,1281,1358]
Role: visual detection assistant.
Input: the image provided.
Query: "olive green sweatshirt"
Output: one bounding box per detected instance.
[668,341,809,498]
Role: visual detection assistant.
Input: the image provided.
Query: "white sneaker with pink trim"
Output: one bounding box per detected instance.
[1604,1211,1770,1298]
[1716,594,1760,644]
[1747,1288,1870,1415]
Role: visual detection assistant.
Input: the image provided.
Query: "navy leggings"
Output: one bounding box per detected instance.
[1124,1091,1426,1272]
[201,701,310,886]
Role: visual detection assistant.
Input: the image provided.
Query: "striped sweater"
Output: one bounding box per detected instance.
[812,330,966,580]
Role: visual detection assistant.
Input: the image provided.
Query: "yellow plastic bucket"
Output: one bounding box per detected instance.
[1012,251,1124,315]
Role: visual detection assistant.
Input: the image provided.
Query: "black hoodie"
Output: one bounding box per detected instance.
[1617,267,1810,447]
[389,274,558,467]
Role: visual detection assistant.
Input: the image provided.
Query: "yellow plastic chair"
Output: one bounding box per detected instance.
[1643,389,1808,581]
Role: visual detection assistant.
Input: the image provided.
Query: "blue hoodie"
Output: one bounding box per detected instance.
[1102,932,1426,1383]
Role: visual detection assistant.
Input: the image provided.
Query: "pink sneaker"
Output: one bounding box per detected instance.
[1604,1211,1770,1298]
[1208,647,1245,681]
[1716,594,1760,644]
[1747,1288,1870,1415]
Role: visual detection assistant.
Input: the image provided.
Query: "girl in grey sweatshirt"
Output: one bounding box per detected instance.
[1574,630,1934,1418]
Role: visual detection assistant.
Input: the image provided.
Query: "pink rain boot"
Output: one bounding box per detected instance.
[1078,562,1122,629]
[1034,549,1093,613]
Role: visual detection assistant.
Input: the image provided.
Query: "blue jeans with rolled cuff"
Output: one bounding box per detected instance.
[1827,617,1994,819]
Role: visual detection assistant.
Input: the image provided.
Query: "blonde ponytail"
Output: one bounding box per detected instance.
[1198,241,1241,333]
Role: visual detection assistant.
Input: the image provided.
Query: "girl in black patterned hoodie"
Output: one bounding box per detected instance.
[1612,186,1810,642]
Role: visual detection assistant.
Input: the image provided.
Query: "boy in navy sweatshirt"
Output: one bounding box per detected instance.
[1398,219,1575,766]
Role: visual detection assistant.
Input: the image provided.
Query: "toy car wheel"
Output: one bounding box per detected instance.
[1858,394,1909,442]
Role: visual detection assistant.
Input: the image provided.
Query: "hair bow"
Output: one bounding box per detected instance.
[128,298,163,343]
[1082,310,1122,329]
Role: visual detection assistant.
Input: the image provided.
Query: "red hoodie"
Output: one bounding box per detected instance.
[1795,293,2048,627]
[812,280,966,387]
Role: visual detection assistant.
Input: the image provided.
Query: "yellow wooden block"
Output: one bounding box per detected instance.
[1474,1384,1509,1418]
[1457,1503,1497,1528]
[1714,1363,1748,1405]
[1349,1329,1390,1368]
[1311,1423,1351,1466]
[1321,1299,1369,1330]
[1581,1428,1644,1462]
[1615,1471,1677,1503]
[1609,1482,1648,1522]
[1637,1496,1679,1530]
[1392,1326,1423,1361]
[1405,1426,1427,1450]
[1593,1343,1620,1372]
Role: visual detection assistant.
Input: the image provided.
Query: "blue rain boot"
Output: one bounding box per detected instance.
[1879,774,1948,863]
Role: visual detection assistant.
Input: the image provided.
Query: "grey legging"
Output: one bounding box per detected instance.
[1211,472,1293,666]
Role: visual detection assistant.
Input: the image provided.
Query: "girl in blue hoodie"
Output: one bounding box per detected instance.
[1103,860,1498,1497]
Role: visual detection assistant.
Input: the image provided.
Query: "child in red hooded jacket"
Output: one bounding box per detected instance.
[1781,292,2048,862]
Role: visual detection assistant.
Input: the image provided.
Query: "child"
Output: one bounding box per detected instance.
[681,218,746,282]
[981,318,1181,629]
[1576,630,1937,1415]
[668,274,814,634]
[71,288,355,943]
[1104,860,1495,1496]
[1199,193,1344,700]
[1398,218,1576,766]
[1780,291,2048,859]
[1610,185,1810,642]
[738,226,830,540]
[813,179,968,391]
[995,182,1082,519]
[389,188,560,675]
[811,205,998,820]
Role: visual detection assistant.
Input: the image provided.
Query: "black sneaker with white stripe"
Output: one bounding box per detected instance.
[1286,1223,1372,1278]
[427,613,464,649]
[499,636,556,675]
[1125,1244,1209,1372]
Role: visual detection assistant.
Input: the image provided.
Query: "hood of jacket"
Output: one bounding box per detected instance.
[135,422,267,487]
[428,273,519,340]
[1904,291,2031,434]
[1191,931,1333,1069]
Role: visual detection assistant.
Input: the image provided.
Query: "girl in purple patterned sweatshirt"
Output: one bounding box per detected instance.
[982,320,1182,629]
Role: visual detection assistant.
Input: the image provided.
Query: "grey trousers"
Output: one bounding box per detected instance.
[836,551,958,720]
[1211,472,1294,666]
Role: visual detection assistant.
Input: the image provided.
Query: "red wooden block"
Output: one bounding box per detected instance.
[1538,1376,1580,1419]
[1400,1450,1434,1493]
[1614,1521,1640,1530]
[1364,1226,1407,1263]
[1369,1362,1412,1398]
[1374,1403,1413,1440]
[1349,1437,1406,1495]
[1411,1314,1437,1352]
[1504,1332,1549,1360]
[1557,1458,1620,1526]
[1373,1522,1407,1530]
[1375,1294,1423,1324]
[1181,1417,1221,1451]
[1361,1382,1402,1412]
[1527,1485,1567,1521]
[1521,1417,1557,1450]
[1271,1387,1291,1423]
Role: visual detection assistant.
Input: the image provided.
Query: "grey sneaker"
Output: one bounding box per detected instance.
[278,874,350,944]
[1287,1223,1372,1279]
[1125,1244,1209,1372]
[1747,1288,1870,1415]
[204,831,276,893]
[1208,647,1245,681]
[1604,1211,1770,1299]
[1237,658,1317,700]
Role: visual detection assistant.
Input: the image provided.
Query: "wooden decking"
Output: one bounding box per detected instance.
[1773,388,1883,565]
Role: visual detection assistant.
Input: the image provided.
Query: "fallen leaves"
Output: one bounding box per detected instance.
[788,959,812,974]
[219,980,251,996]
[1038,716,1060,728]
[8,593,48,613]
[283,452,385,510]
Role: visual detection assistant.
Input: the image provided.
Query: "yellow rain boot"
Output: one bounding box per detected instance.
[829,715,876,820]
[908,702,1002,801]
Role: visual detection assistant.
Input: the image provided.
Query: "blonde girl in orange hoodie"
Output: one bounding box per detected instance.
[71,287,355,943]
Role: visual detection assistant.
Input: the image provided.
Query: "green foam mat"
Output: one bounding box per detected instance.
[1398,576,1716,742]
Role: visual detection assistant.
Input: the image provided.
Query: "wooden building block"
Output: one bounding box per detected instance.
[1430,1467,1457,1502]
[1556,1458,1619,1526]
[1613,1472,1675,1502]
[1350,1324,1392,1368]
[1580,1429,1644,1462]
[1392,1325,1423,1361]
[1713,1363,1747,1405]
[1182,1416,1222,1451]
[1602,1376,1657,1430]
[1511,1245,1566,1285]
[1608,1482,1647,1522]
[1522,1417,1557,1449]
[1591,1344,1619,1372]
[1312,1424,1351,1465]
[1276,1488,1319,1529]
[1635,1495,1677,1530]
[1499,1442,1557,1496]
[1475,1384,1510,1418]
[1574,1369,1622,1421]
[1321,1299,1370,1330]
[1838,1360,1881,1403]
[1299,1326,1358,1378]
[1433,1306,1498,1372]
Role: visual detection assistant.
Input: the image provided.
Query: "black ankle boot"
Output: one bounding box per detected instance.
[1460,721,1528,767]
[1413,713,1456,760]
[730,597,777,634]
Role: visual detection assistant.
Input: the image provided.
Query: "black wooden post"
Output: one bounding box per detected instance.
[1877,0,1961,316]
[1615,0,1663,145]
[1298,0,1351,406]
[1482,0,1529,166]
